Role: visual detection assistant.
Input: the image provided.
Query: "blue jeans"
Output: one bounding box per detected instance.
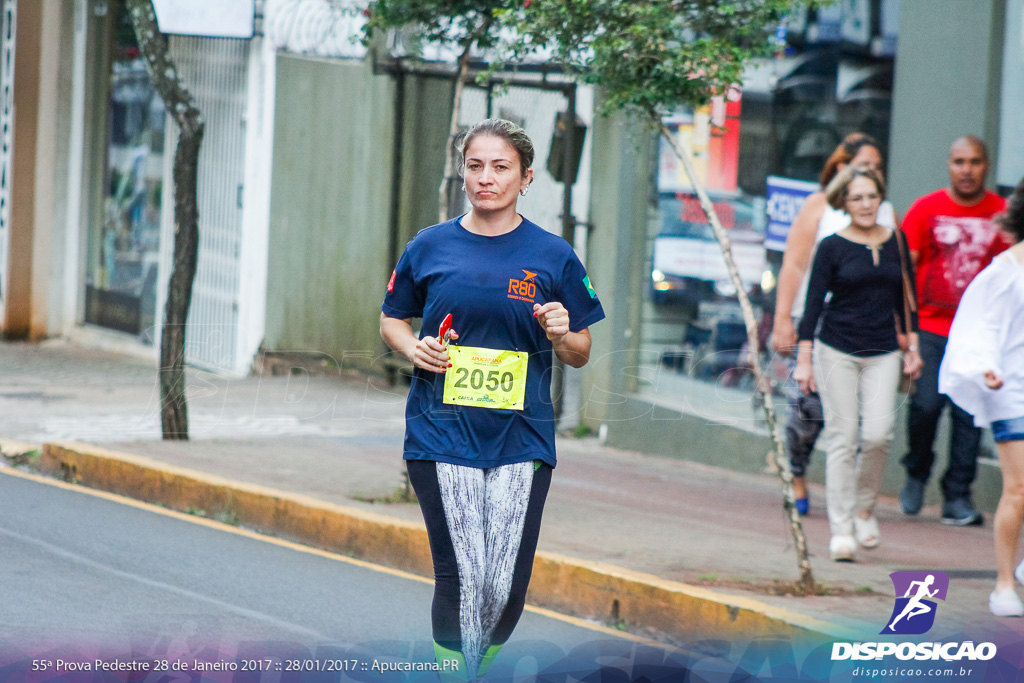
[992,417,1024,443]
[900,330,982,502]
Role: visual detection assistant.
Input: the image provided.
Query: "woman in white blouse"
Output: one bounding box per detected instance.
[940,177,1024,617]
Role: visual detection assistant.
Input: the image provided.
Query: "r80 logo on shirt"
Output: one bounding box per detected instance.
[508,270,537,302]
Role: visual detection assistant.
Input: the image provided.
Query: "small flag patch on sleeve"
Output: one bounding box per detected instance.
[583,275,597,298]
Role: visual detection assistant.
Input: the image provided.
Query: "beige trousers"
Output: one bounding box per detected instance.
[813,342,903,536]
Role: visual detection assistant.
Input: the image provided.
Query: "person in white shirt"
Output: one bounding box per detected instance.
[940,176,1024,616]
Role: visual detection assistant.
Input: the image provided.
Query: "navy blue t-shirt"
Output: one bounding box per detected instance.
[382,216,605,469]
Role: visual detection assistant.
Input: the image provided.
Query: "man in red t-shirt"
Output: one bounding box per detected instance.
[899,136,1009,526]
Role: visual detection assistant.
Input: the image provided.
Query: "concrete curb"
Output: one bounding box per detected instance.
[38,441,862,644]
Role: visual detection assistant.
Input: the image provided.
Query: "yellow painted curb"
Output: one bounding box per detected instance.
[38,441,861,644]
[0,438,43,455]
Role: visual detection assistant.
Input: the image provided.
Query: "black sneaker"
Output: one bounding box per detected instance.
[941,498,984,526]
[900,478,925,515]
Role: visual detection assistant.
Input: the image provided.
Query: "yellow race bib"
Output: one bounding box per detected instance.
[443,345,528,410]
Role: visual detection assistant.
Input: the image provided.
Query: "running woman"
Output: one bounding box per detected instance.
[380,119,605,678]
[940,175,1024,616]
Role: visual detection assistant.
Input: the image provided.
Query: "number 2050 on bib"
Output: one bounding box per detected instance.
[442,346,528,411]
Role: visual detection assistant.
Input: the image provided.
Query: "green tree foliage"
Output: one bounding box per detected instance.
[364,0,509,51]
[511,0,799,116]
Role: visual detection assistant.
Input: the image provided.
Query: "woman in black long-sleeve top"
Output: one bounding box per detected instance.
[793,165,923,562]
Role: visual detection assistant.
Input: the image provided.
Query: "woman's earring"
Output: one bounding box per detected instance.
[461,184,467,192]
[520,185,530,197]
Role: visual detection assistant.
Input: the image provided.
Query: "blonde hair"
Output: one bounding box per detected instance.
[824,165,887,210]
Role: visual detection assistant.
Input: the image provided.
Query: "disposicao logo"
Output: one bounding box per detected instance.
[882,571,948,635]
[831,571,997,663]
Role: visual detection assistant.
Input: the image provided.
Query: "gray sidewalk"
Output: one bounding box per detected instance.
[0,340,1017,643]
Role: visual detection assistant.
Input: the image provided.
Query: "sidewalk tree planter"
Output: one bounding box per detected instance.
[127,0,204,440]
[512,0,821,594]
[363,0,508,223]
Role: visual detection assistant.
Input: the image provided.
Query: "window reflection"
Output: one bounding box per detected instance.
[640,2,897,427]
[85,3,165,339]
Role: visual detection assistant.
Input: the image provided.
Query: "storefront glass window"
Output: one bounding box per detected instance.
[639,1,898,427]
[84,1,165,340]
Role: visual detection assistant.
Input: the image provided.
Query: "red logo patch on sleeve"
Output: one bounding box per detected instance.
[387,269,396,293]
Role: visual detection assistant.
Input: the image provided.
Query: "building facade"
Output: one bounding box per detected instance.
[0,0,275,376]
[2,0,594,383]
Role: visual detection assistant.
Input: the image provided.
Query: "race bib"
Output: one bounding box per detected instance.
[443,345,528,410]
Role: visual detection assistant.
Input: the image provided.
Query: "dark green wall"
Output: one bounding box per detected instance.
[265,55,451,367]
[395,74,454,249]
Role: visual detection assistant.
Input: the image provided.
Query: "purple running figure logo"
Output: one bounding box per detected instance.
[882,571,949,635]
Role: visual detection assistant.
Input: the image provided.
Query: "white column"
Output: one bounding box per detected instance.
[234,32,276,375]
[61,0,88,336]
[998,0,1024,188]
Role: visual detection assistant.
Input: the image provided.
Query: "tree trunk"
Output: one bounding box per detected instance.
[127,0,204,440]
[437,16,493,224]
[659,122,816,594]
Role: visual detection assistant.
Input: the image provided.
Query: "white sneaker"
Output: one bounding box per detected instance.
[1015,559,1024,587]
[830,535,856,562]
[989,589,1024,617]
[853,515,881,549]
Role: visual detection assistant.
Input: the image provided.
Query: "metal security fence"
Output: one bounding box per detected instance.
[265,0,368,59]
[166,36,250,373]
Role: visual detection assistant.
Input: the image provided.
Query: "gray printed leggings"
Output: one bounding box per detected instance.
[407,459,552,679]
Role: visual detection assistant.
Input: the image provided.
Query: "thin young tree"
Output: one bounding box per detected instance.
[514,0,821,593]
[363,1,515,223]
[127,0,204,440]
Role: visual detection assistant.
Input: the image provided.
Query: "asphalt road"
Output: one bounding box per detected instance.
[0,468,662,681]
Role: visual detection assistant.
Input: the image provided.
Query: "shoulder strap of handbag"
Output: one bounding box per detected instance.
[893,228,916,336]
